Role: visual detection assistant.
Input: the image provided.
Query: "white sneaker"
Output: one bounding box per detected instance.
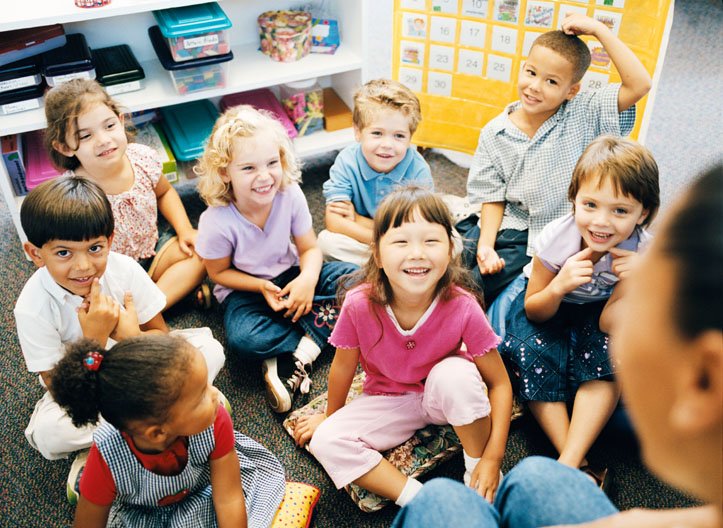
[261,354,312,413]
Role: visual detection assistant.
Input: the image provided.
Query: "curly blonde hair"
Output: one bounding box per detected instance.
[195,105,302,207]
[353,79,422,135]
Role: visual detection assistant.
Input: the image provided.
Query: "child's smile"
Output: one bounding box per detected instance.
[574,177,648,254]
[355,108,412,174]
[378,211,451,303]
[223,131,284,216]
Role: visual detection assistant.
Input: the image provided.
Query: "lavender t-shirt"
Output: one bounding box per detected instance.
[330,284,501,395]
[196,184,313,303]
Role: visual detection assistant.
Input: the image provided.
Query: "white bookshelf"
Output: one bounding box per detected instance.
[0,0,371,244]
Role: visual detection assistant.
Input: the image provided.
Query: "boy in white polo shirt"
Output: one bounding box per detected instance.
[14,176,225,466]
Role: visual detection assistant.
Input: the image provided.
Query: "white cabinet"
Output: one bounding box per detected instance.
[0,0,371,244]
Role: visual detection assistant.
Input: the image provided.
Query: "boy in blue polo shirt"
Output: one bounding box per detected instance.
[459,13,652,304]
[318,79,433,266]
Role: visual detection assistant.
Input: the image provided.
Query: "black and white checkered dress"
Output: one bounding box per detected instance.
[94,422,285,527]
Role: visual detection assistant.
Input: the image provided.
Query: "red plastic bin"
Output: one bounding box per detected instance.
[220,88,298,139]
[23,130,61,190]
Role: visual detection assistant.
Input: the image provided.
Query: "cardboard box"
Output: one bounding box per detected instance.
[1,134,27,195]
[134,122,178,184]
[322,87,352,132]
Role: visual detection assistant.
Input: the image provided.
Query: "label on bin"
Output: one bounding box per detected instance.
[184,34,220,49]
[0,75,38,93]
[2,98,40,114]
[51,71,93,85]
[106,80,142,96]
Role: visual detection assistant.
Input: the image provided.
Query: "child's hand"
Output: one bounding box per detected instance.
[328,201,356,221]
[111,292,142,341]
[609,247,638,280]
[293,413,326,447]
[78,278,120,345]
[277,274,317,322]
[177,229,198,258]
[469,458,502,503]
[477,245,505,275]
[260,281,285,311]
[553,247,594,295]
[560,12,606,38]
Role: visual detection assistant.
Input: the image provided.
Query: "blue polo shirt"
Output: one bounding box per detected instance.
[322,143,433,218]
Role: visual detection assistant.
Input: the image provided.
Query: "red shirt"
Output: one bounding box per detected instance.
[80,405,235,506]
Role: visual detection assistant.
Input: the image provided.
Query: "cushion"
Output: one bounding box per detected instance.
[271,481,321,528]
[283,371,523,512]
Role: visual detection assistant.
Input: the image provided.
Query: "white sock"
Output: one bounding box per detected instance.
[293,336,321,365]
[463,450,481,487]
[395,477,423,507]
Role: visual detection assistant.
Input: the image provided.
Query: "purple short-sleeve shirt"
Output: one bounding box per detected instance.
[195,184,313,303]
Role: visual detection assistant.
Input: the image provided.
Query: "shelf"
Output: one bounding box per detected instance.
[0,46,362,136]
[1,0,209,32]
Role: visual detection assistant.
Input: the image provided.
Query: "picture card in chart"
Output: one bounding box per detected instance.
[594,10,622,35]
[524,1,555,28]
[557,5,588,28]
[402,13,428,38]
[401,41,425,67]
[400,0,426,10]
[494,0,520,23]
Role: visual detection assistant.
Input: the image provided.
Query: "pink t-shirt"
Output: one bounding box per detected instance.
[330,284,501,395]
[66,143,162,260]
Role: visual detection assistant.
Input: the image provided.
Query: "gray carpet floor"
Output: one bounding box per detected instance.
[0,2,719,526]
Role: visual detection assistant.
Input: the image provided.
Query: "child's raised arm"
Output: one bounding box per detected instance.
[561,13,651,112]
[293,346,360,447]
[210,449,247,528]
[525,248,594,322]
[472,349,513,502]
[154,175,197,257]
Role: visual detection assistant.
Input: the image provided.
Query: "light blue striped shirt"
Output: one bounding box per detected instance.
[467,83,636,256]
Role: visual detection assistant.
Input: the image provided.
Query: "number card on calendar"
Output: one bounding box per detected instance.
[392,0,673,153]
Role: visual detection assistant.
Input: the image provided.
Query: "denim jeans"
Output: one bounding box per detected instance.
[222,261,357,360]
[392,457,618,528]
[456,216,531,306]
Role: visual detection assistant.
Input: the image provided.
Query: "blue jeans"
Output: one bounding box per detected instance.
[392,457,618,528]
[456,216,530,306]
[222,262,357,360]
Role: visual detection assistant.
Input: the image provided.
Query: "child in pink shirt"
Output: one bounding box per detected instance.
[294,187,513,506]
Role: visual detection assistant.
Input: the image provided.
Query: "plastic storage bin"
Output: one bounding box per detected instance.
[23,130,61,190]
[0,56,43,94]
[42,34,95,87]
[280,79,324,136]
[0,24,66,68]
[257,11,312,63]
[153,2,232,62]
[92,45,145,96]
[149,25,232,95]
[159,99,219,161]
[0,82,45,116]
[220,88,297,139]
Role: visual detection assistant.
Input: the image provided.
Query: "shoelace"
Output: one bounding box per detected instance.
[286,360,312,395]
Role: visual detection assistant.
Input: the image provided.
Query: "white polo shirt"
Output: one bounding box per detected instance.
[14,251,166,376]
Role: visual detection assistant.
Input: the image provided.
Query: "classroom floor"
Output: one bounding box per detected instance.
[0,2,720,526]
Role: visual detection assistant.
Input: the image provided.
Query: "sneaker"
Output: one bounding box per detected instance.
[66,449,89,505]
[261,354,312,413]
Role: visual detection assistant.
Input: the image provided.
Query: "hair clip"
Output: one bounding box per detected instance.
[83,351,103,372]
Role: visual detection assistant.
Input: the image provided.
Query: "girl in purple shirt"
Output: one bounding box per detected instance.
[294,187,512,506]
[195,106,356,414]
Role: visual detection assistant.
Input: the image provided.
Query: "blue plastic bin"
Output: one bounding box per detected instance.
[159,99,219,162]
[153,2,232,62]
